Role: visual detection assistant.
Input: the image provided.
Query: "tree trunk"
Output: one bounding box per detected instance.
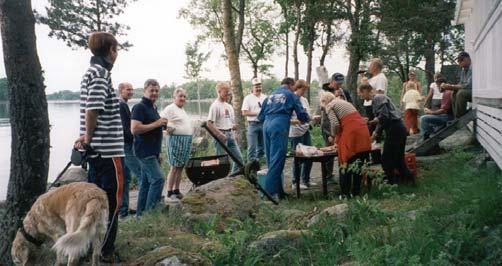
[424,36,435,91]
[306,39,313,102]
[197,79,201,119]
[284,31,289,77]
[222,0,246,147]
[346,50,362,110]
[253,63,258,78]
[0,1,50,264]
[320,21,332,66]
[293,1,301,80]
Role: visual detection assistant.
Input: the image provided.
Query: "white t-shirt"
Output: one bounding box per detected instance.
[289,96,310,138]
[365,73,388,106]
[207,100,234,130]
[241,93,267,122]
[430,83,443,100]
[159,103,193,135]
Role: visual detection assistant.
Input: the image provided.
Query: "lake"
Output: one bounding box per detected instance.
[0,100,211,200]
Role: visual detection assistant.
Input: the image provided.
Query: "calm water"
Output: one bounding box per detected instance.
[0,100,211,200]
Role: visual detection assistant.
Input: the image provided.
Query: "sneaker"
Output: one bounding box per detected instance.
[165,194,181,203]
[306,181,318,187]
[291,183,308,189]
[326,177,337,184]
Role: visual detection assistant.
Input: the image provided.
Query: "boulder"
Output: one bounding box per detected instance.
[132,246,210,266]
[281,209,306,219]
[307,203,349,227]
[405,210,417,221]
[249,230,312,256]
[181,176,259,221]
[439,127,475,151]
[52,167,87,187]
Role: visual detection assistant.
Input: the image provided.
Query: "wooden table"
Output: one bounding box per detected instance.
[291,150,338,199]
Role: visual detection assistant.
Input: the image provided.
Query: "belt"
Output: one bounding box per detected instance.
[219,129,232,132]
[248,121,262,124]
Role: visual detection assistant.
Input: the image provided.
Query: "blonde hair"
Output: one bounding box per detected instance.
[215,82,230,92]
[371,58,384,70]
[173,87,187,97]
[294,79,309,90]
[320,91,336,108]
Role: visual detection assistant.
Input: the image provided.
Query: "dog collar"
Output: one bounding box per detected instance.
[20,226,43,247]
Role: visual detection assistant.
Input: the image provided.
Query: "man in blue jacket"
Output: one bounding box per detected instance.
[258,78,310,199]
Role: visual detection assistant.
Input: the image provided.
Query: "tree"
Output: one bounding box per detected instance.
[240,0,279,78]
[36,0,135,49]
[276,0,297,77]
[0,78,8,101]
[185,39,210,118]
[180,0,247,145]
[292,0,303,80]
[0,0,50,264]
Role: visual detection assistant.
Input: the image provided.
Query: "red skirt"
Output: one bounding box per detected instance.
[404,109,419,134]
[336,112,372,165]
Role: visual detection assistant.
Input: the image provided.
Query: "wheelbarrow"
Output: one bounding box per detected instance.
[199,121,279,205]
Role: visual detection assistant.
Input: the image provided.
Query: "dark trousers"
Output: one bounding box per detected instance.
[382,121,412,184]
[365,105,382,164]
[452,89,472,118]
[321,132,334,180]
[88,156,124,256]
[340,152,370,198]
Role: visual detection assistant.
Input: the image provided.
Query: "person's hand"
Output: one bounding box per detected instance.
[440,83,450,90]
[363,117,369,123]
[73,135,86,149]
[219,132,228,142]
[370,133,376,143]
[328,136,334,145]
[232,124,237,130]
[424,108,432,115]
[157,118,168,127]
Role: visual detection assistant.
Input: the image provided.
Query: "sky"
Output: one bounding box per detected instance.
[0,0,351,93]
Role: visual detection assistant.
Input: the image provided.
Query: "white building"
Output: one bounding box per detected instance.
[455,0,502,168]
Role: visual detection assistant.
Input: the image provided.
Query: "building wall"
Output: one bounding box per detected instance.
[459,0,502,168]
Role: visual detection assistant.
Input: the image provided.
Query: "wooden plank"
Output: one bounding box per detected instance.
[474,96,502,108]
[477,128,502,169]
[477,111,502,133]
[411,109,476,156]
[477,105,502,123]
[477,120,502,148]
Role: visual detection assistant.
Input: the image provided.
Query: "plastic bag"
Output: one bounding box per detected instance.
[296,143,323,157]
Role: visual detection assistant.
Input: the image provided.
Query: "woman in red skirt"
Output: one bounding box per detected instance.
[320,92,371,199]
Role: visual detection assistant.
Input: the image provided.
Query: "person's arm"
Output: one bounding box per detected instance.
[424,85,433,108]
[85,110,99,144]
[131,118,166,135]
[417,81,422,95]
[241,96,257,117]
[81,76,107,145]
[400,82,406,103]
[293,95,310,123]
[371,98,390,140]
[257,97,268,122]
[206,120,227,142]
[327,108,340,137]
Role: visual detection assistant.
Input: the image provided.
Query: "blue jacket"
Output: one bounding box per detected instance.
[258,86,309,123]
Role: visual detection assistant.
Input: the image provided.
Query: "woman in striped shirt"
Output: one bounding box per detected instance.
[320,92,371,199]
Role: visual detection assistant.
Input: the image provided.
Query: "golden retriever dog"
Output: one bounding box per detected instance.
[11,182,109,266]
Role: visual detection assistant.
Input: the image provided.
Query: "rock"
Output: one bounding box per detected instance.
[132,246,211,266]
[181,176,259,221]
[249,230,312,256]
[51,167,87,187]
[307,203,349,227]
[439,127,475,151]
[468,152,490,168]
[281,209,306,219]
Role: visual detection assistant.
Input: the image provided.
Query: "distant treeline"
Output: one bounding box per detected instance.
[43,77,320,101]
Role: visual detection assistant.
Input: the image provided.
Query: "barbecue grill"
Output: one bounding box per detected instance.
[185,154,230,186]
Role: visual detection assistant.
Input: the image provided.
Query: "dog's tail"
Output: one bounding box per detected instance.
[53,198,108,258]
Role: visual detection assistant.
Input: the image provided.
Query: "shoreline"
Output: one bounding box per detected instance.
[0,98,217,104]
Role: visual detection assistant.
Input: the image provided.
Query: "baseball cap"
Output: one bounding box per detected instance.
[331,73,344,84]
[456,51,470,61]
[252,78,262,86]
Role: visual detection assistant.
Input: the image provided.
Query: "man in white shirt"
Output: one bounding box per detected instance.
[242,78,267,162]
[207,82,244,174]
[365,58,388,122]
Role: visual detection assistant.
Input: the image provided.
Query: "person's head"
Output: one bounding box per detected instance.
[118,82,134,101]
[320,90,336,108]
[216,82,231,102]
[408,70,417,81]
[434,73,446,85]
[357,84,373,101]
[143,79,160,102]
[369,58,384,75]
[251,78,262,96]
[88,32,119,63]
[294,79,309,96]
[281,77,295,91]
[173,87,187,107]
[457,51,471,68]
[329,73,344,90]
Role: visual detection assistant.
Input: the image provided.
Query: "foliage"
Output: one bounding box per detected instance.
[184,39,211,81]
[46,90,80,101]
[36,0,135,49]
[241,0,280,78]
[0,78,8,101]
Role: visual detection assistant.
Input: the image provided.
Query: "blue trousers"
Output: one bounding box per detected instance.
[214,130,244,174]
[137,155,165,216]
[247,122,264,162]
[120,143,142,216]
[263,116,290,196]
[420,114,450,140]
[290,131,313,184]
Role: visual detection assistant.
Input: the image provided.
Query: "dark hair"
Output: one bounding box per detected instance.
[144,79,160,89]
[88,32,118,57]
[358,84,373,91]
[281,77,295,86]
[457,51,470,61]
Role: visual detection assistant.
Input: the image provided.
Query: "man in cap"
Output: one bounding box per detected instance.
[440,51,472,118]
[242,78,267,162]
[329,73,353,104]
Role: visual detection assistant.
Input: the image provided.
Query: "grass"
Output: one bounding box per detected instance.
[116,147,502,265]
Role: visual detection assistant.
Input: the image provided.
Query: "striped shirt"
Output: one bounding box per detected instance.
[326,98,358,136]
[79,56,124,158]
